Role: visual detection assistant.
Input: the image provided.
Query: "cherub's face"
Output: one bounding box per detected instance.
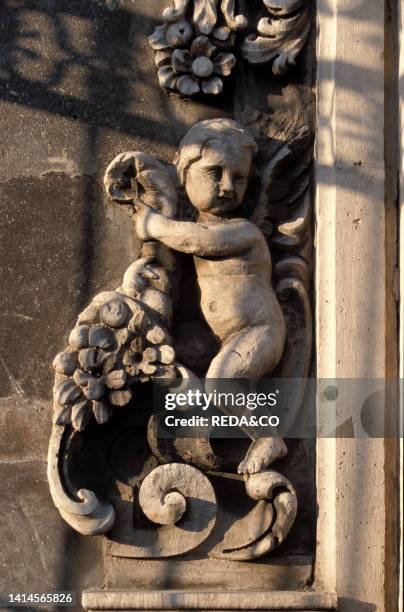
[185,142,252,216]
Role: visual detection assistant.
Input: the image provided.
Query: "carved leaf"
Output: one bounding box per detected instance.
[241,2,311,74]
[190,35,216,59]
[102,351,118,374]
[71,398,91,431]
[221,0,247,30]
[193,0,218,35]
[162,0,190,22]
[148,24,169,51]
[158,66,177,91]
[92,400,113,425]
[155,49,172,68]
[53,401,72,426]
[53,378,82,405]
[68,325,90,351]
[77,303,99,325]
[263,0,306,15]
[73,368,93,387]
[172,49,193,73]
[79,347,106,372]
[52,350,79,376]
[88,324,115,349]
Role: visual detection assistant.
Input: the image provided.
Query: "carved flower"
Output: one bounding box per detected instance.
[171,35,236,96]
[150,23,236,96]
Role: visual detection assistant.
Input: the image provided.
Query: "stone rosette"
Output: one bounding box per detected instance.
[149,24,236,97]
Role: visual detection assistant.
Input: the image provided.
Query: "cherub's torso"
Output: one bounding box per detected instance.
[193,218,284,342]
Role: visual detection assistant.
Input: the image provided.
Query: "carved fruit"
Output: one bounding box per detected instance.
[68,325,90,350]
[105,369,127,390]
[109,387,132,406]
[130,336,143,355]
[128,311,151,333]
[146,325,166,344]
[100,299,130,328]
[153,365,178,384]
[89,324,115,349]
[158,344,175,364]
[140,362,157,375]
[52,350,79,376]
[143,347,158,363]
[53,378,82,405]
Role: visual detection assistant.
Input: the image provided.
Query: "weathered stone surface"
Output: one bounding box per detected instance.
[0,461,103,607]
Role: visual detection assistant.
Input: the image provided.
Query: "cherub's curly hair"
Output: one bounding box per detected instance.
[174,119,258,186]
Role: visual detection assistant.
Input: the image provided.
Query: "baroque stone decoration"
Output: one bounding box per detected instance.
[149,0,312,97]
[241,0,312,74]
[48,117,313,561]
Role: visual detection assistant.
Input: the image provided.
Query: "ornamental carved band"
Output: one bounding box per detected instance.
[149,0,312,96]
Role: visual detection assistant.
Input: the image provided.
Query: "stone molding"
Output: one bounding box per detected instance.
[82,589,337,611]
[315,0,400,610]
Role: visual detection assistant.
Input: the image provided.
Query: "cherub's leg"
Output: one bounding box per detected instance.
[206,324,286,475]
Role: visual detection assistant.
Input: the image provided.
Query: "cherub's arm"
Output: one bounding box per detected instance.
[134,204,258,257]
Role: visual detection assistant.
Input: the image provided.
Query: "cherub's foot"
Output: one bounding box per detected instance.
[237,437,287,475]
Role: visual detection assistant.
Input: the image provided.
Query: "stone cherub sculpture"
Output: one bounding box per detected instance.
[49,117,311,553]
[127,119,288,475]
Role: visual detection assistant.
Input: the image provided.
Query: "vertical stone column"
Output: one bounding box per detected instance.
[316,1,400,611]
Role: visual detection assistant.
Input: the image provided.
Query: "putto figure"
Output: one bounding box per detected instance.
[132,119,287,475]
[49,117,311,552]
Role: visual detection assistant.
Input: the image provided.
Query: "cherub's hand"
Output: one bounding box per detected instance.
[133,201,161,241]
[121,257,159,297]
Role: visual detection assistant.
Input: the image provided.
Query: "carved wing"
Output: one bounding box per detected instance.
[251,126,313,433]
[251,125,312,250]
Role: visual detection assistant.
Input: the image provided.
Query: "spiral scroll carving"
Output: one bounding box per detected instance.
[112,463,217,558]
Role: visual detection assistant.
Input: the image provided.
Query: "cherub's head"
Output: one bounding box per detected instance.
[175,119,257,216]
